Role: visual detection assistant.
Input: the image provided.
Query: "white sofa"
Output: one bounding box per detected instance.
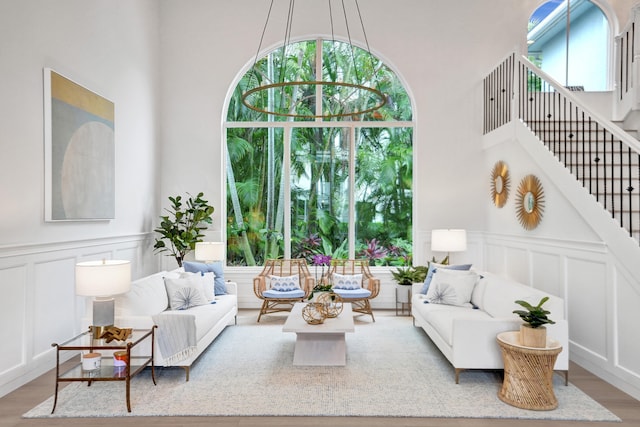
[85,269,237,381]
[411,271,569,384]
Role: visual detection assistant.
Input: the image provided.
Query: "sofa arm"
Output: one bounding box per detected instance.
[451,317,569,370]
[412,283,423,295]
[225,281,238,295]
[450,317,523,369]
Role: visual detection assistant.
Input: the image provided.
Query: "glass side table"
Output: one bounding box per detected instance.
[51,326,156,413]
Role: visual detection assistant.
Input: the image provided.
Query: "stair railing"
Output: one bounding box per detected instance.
[484,53,640,242]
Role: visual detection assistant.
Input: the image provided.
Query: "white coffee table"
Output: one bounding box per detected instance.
[283,302,355,366]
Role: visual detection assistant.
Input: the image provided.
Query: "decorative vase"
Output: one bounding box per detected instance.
[302,303,326,324]
[316,292,344,318]
[519,324,547,348]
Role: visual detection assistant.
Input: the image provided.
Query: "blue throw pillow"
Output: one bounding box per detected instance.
[420,263,472,294]
[183,261,227,295]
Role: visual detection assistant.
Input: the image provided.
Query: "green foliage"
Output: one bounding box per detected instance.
[391,265,429,286]
[153,192,214,267]
[513,297,556,328]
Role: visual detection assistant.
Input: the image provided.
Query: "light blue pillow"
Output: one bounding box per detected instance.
[420,263,472,294]
[183,261,227,295]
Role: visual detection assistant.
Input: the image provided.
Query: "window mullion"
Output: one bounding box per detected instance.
[283,126,292,259]
[315,37,323,120]
[348,125,356,258]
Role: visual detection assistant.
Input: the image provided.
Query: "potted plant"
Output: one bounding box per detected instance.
[153,192,214,267]
[391,266,428,303]
[513,296,555,348]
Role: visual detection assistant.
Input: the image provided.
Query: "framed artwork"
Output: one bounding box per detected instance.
[515,174,545,230]
[44,68,115,221]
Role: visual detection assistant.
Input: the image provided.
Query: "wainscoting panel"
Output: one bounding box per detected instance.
[0,265,27,375]
[615,267,640,376]
[33,257,77,358]
[484,243,506,275]
[504,246,530,285]
[530,251,563,298]
[567,256,608,359]
[0,234,157,399]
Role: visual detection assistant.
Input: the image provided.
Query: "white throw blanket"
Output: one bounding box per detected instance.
[151,312,197,365]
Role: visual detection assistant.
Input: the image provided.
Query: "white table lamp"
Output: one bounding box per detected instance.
[195,242,225,263]
[431,229,467,263]
[76,260,131,338]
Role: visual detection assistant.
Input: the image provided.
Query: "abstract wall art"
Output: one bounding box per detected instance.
[44,68,115,221]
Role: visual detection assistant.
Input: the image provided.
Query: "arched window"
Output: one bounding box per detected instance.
[224,38,414,266]
[528,0,609,91]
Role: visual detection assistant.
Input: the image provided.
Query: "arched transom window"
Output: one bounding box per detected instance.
[224,38,414,267]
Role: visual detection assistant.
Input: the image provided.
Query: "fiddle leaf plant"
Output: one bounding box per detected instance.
[153,192,214,267]
[513,296,556,328]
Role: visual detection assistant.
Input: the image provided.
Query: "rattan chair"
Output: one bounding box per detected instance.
[327,259,380,322]
[253,259,315,322]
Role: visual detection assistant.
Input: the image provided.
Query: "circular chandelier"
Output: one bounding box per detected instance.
[242,0,387,119]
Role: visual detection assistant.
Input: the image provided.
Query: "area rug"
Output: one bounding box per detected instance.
[23,313,620,421]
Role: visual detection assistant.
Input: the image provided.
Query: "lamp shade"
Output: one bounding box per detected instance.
[75,260,131,297]
[431,229,467,252]
[195,242,225,262]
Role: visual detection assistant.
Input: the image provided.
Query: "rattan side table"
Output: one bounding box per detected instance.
[496,331,562,410]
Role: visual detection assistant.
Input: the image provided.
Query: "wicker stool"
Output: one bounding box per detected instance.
[496,331,563,410]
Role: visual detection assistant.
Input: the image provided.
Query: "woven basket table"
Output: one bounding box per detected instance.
[496,331,563,410]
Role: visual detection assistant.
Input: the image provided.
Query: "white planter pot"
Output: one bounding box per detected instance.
[395,284,412,303]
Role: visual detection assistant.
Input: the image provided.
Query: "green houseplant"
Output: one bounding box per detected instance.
[513,296,555,348]
[153,192,214,267]
[391,265,428,303]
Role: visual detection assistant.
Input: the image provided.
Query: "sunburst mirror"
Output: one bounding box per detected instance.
[490,161,510,208]
[515,174,545,230]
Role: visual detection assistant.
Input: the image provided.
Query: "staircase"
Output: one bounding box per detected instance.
[484,53,640,243]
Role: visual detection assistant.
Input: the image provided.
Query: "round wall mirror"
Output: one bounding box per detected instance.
[524,191,535,213]
[516,175,545,230]
[495,176,504,194]
[490,161,510,208]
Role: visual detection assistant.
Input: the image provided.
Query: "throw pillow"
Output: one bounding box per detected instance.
[425,269,479,307]
[332,273,363,290]
[420,262,472,294]
[183,261,227,295]
[269,275,301,292]
[200,272,216,301]
[164,275,209,310]
[179,271,215,301]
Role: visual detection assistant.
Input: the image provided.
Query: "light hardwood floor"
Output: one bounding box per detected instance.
[2,310,639,427]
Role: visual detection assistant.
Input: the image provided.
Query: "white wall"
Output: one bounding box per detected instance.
[0,0,161,397]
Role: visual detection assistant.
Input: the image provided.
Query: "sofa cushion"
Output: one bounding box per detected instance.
[420,263,472,294]
[114,271,168,317]
[183,261,227,295]
[479,272,565,319]
[425,269,479,307]
[262,288,306,299]
[332,288,372,298]
[165,276,210,310]
[420,304,493,346]
[178,303,232,341]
